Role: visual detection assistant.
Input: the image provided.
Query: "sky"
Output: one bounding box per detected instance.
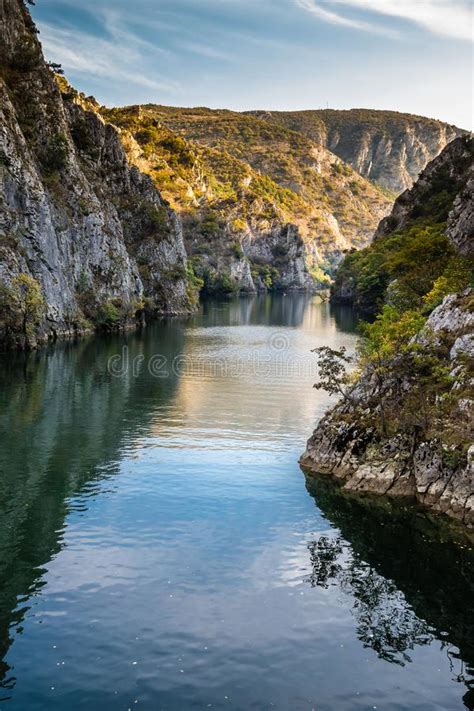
[31,0,473,129]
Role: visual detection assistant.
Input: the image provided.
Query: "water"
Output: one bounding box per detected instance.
[0,294,472,711]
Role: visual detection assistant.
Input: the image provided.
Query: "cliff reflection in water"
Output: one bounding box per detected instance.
[2,294,469,711]
[303,473,474,709]
[0,323,186,691]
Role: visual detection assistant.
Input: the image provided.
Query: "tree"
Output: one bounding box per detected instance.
[0,274,46,340]
[46,61,64,75]
[312,346,354,403]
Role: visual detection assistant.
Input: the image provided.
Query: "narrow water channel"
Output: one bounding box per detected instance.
[0,294,472,711]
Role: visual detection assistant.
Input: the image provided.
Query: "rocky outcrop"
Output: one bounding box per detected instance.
[0,0,191,349]
[447,169,474,258]
[301,290,474,527]
[303,134,473,527]
[375,135,473,240]
[249,109,465,194]
[330,135,474,311]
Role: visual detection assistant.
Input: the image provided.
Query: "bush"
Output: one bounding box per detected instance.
[332,222,466,313]
[0,273,45,339]
[11,36,40,72]
[42,134,69,175]
[186,261,204,307]
[230,241,244,259]
[70,119,98,157]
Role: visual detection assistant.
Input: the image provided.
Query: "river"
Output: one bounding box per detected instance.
[0,294,472,711]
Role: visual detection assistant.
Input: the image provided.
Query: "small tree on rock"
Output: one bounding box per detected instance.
[0,273,46,341]
[313,346,354,403]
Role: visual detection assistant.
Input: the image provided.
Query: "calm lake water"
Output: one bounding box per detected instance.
[0,294,473,711]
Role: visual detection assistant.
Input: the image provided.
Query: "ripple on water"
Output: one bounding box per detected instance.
[0,295,472,711]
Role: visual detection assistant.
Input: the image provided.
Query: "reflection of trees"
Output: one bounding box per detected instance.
[302,473,474,707]
[199,293,326,329]
[305,535,431,665]
[0,322,184,693]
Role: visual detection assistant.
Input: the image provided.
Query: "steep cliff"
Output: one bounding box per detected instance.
[332,135,473,313]
[103,105,391,294]
[301,137,474,528]
[0,0,192,349]
[248,109,464,194]
[301,291,474,527]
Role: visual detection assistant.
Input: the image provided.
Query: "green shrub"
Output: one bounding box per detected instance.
[42,134,69,175]
[0,273,45,338]
[332,222,464,313]
[230,241,244,259]
[11,36,40,72]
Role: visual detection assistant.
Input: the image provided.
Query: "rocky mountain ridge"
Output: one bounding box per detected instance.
[331,135,473,313]
[248,108,465,194]
[102,104,391,294]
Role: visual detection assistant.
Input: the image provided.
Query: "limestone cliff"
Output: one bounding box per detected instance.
[104,105,391,294]
[301,138,474,528]
[331,135,473,312]
[375,135,474,245]
[248,109,465,194]
[0,0,192,349]
[301,290,473,527]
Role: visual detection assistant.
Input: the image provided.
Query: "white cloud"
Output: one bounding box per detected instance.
[177,41,234,61]
[38,21,181,96]
[295,0,473,41]
[294,0,389,33]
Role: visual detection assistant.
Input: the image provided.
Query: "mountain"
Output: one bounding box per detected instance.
[248,109,465,194]
[301,135,474,528]
[1,0,465,349]
[0,0,194,350]
[102,104,391,293]
[331,135,473,312]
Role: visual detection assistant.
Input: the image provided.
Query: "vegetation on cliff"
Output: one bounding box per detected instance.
[101,104,391,294]
[303,136,474,527]
[0,0,195,349]
[332,135,473,314]
[248,108,464,194]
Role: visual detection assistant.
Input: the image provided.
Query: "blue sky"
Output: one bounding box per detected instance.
[31,0,473,128]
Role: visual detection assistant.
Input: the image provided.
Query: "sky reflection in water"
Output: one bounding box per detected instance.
[0,294,472,711]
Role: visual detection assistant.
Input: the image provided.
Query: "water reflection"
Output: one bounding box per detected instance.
[303,472,474,708]
[0,294,472,711]
[0,325,185,691]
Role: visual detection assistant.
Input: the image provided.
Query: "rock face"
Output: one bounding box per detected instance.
[301,290,474,527]
[331,135,474,312]
[0,0,191,349]
[375,135,473,242]
[105,105,391,294]
[301,134,474,527]
[248,108,465,194]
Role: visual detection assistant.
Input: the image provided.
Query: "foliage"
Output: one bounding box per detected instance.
[231,218,247,233]
[333,222,473,314]
[41,133,69,175]
[70,119,98,157]
[230,241,244,259]
[0,273,45,338]
[422,257,473,312]
[358,306,427,362]
[250,263,281,290]
[185,261,204,307]
[201,270,237,296]
[77,291,135,330]
[11,35,40,72]
[101,103,391,291]
[313,346,354,402]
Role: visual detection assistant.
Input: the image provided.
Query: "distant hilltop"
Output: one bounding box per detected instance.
[247,108,466,194]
